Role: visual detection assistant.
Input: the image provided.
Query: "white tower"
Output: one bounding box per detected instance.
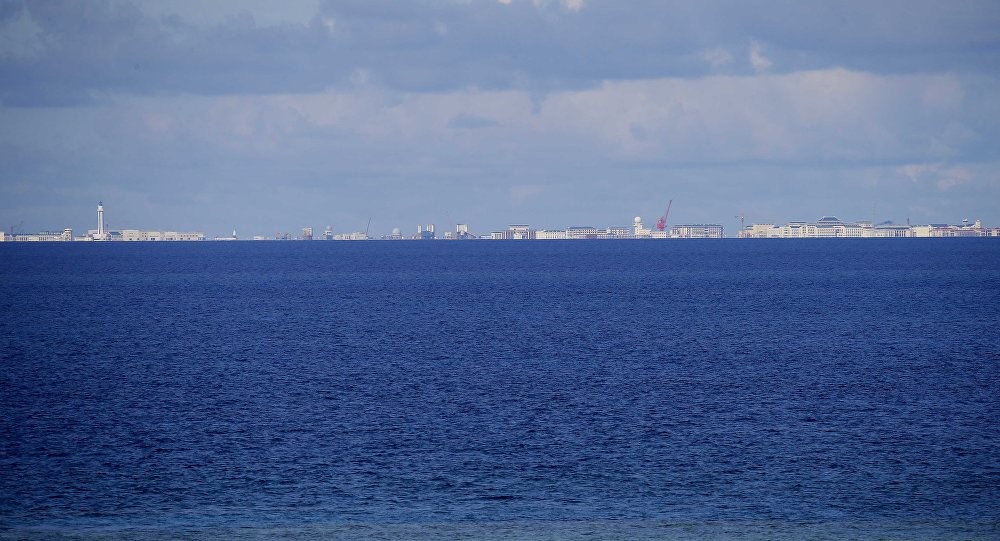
[96,201,106,241]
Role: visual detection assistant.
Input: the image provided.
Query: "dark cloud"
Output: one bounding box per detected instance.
[2,0,998,106]
[1,0,343,105]
[0,1,25,22]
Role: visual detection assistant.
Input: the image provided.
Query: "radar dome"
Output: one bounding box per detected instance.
[634,216,642,223]
[391,227,401,236]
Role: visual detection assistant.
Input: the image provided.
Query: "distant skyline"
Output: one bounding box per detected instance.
[2,1,999,237]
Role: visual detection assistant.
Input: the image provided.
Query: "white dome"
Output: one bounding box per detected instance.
[634,216,642,223]
[391,227,401,235]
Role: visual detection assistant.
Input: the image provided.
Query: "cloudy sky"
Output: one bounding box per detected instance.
[2,0,999,237]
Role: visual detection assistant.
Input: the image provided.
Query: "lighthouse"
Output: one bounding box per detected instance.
[95,201,107,241]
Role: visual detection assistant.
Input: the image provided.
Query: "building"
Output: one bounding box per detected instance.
[114,229,205,241]
[9,231,71,241]
[83,202,205,241]
[535,229,568,240]
[670,224,724,239]
[742,217,871,238]
[633,216,651,238]
[415,224,436,240]
[488,225,536,240]
[455,224,476,239]
[509,225,535,240]
[332,231,369,240]
[634,216,723,239]
[912,220,987,237]
[565,226,601,239]
[740,216,995,239]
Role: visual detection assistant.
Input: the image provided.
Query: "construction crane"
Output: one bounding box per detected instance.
[655,200,672,231]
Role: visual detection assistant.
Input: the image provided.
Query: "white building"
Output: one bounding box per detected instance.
[117,229,204,241]
[670,224,725,239]
[509,225,536,239]
[10,231,70,241]
[740,216,997,239]
[633,216,651,238]
[82,202,204,241]
[535,229,568,240]
[333,232,369,240]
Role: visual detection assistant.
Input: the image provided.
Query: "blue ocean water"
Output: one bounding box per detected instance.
[1,239,998,539]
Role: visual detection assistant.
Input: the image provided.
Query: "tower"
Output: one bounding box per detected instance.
[96,201,106,241]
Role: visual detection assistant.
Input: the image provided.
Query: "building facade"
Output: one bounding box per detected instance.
[740,216,994,239]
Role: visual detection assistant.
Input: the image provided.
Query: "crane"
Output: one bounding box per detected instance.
[655,200,672,231]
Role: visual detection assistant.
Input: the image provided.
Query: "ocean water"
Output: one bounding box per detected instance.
[1,239,998,540]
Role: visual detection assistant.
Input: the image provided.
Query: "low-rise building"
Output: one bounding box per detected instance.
[116,229,204,241]
[741,216,993,239]
[11,231,69,241]
[535,229,568,240]
[333,232,369,240]
[670,224,724,239]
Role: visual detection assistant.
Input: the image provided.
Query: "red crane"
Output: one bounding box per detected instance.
[655,200,672,231]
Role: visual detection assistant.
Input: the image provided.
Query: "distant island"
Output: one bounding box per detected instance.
[2,203,997,242]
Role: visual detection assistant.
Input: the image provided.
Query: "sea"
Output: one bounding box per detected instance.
[1,239,998,540]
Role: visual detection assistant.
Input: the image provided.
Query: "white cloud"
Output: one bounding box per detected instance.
[320,16,336,35]
[702,48,733,69]
[510,184,542,203]
[497,0,582,11]
[901,163,940,182]
[899,163,974,191]
[749,40,772,72]
[530,69,975,163]
[937,167,973,190]
[139,68,982,170]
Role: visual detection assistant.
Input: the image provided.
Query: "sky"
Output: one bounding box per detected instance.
[1,0,999,237]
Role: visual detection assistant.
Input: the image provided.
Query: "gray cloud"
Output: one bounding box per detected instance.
[2,0,998,106]
[2,0,1000,235]
[447,113,499,129]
